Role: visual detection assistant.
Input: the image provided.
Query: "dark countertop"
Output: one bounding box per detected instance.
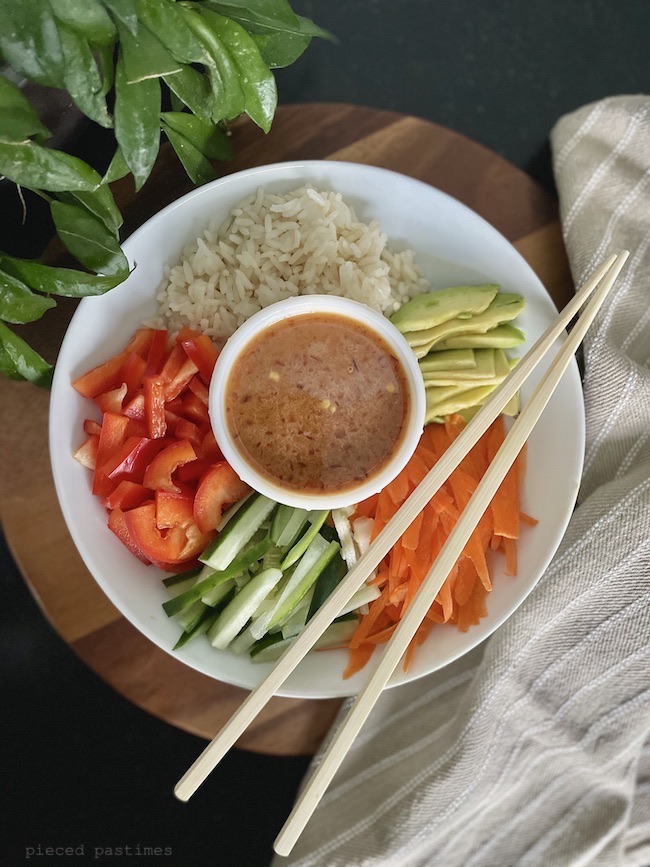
[2,2,648,865]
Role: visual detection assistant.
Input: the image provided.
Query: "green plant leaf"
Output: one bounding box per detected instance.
[114,49,161,190]
[49,0,117,45]
[162,67,214,124]
[0,140,101,191]
[162,123,217,186]
[116,19,183,83]
[136,0,205,64]
[160,111,233,160]
[56,22,113,128]
[0,1,66,88]
[178,5,245,122]
[0,255,125,297]
[96,42,117,96]
[200,9,276,132]
[101,147,130,185]
[57,184,123,237]
[50,201,129,275]
[0,75,51,143]
[0,269,56,324]
[251,30,310,68]
[204,0,335,41]
[0,320,53,387]
[101,0,139,36]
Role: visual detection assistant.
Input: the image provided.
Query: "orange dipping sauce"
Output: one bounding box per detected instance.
[224,313,409,493]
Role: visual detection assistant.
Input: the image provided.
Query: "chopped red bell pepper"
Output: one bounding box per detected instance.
[120,352,147,397]
[71,330,157,398]
[108,507,151,564]
[193,461,251,533]
[201,430,223,463]
[159,343,186,383]
[95,382,128,415]
[123,393,145,420]
[83,418,102,437]
[162,357,199,402]
[182,335,219,384]
[142,439,197,493]
[155,489,194,529]
[92,412,130,496]
[124,503,188,564]
[181,392,210,429]
[174,417,203,452]
[73,434,99,469]
[144,376,167,439]
[174,457,212,482]
[145,329,169,376]
[187,374,209,406]
[103,435,171,486]
[102,481,151,511]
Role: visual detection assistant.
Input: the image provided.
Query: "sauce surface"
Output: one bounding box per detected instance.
[225,313,409,493]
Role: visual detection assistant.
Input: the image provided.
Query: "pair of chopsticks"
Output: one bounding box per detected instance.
[174,250,629,857]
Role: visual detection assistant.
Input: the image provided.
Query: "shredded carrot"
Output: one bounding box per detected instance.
[342,413,535,678]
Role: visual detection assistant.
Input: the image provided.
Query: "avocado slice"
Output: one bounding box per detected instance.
[421,349,497,385]
[436,323,526,350]
[405,294,525,352]
[424,383,500,423]
[391,284,499,333]
[418,348,477,372]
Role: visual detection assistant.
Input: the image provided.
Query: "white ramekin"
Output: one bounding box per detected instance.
[209,294,426,510]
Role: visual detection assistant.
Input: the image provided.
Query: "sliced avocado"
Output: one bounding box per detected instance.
[418,348,477,372]
[404,294,525,350]
[421,349,496,385]
[436,323,526,350]
[425,383,499,423]
[391,284,499,333]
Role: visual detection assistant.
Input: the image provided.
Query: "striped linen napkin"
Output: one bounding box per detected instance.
[273,95,650,867]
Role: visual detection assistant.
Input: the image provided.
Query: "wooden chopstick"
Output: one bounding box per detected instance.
[273,248,629,856]
[174,251,627,807]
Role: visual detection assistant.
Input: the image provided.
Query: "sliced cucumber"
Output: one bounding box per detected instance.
[202,577,236,607]
[162,565,203,589]
[250,633,293,663]
[280,587,315,639]
[280,509,329,570]
[307,550,347,620]
[251,533,330,640]
[250,618,357,663]
[268,540,340,630]
[200,493,277,572]
[207,567,283,650]
[176,599,209,633]
[163,537,271,617]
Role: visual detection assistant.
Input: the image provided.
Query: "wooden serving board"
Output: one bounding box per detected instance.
[0,104,573,755]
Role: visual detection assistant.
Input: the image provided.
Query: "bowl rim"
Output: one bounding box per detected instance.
[209,293,427,510]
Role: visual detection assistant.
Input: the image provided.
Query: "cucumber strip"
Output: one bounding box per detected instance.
[280,587,315,639]
[162,565,203,588]
[173,608,218,649]
[250,618,357,663]
[280,509,329,570]
[275,508,309,548]
[176,599,209,633]
[207,567,283,650]
[250,633,292,663]
[201,577,235,607]
[336,582,381,618]
[164,573,201,597]
[268,541,340,630]
[200,493,277,572]
[229,624,257,655]
[163,537,270,617]
[307,550,347,620]
[250,533,330,640]
[216,491,254,531]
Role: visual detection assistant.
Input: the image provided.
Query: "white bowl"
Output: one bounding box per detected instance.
[50,160,584,699]
[209,294,426,510]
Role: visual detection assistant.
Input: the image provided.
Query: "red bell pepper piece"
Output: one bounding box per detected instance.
[174,457,212,482]
[182,335,219,384]
[120,352,147,397]
[155,489,194,529]
[193,461,251,533]
[144,376,167,439]
[103,436,171,486]
[72,330,156,398]
[108,507,151,564]
[125,418,148,439]
[187,374,209,406]
[73,434,99,470]
[83,418,102,437]
[123,393,145,420]
[159,343,186,384]
[125,502,211,565]
[162,357,199,402]
[181,392,210,429]
[174,417,203,452]
[102,481,151,511]
[201,430,223,463]
[145,329,169,376]
[92,413,129,496]
[142,439,197,493]
[95,382,128,415]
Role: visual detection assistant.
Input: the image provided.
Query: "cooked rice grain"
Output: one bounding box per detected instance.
[151,186,430,341]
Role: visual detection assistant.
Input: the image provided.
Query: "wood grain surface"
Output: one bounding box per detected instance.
[0,104,572,755]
